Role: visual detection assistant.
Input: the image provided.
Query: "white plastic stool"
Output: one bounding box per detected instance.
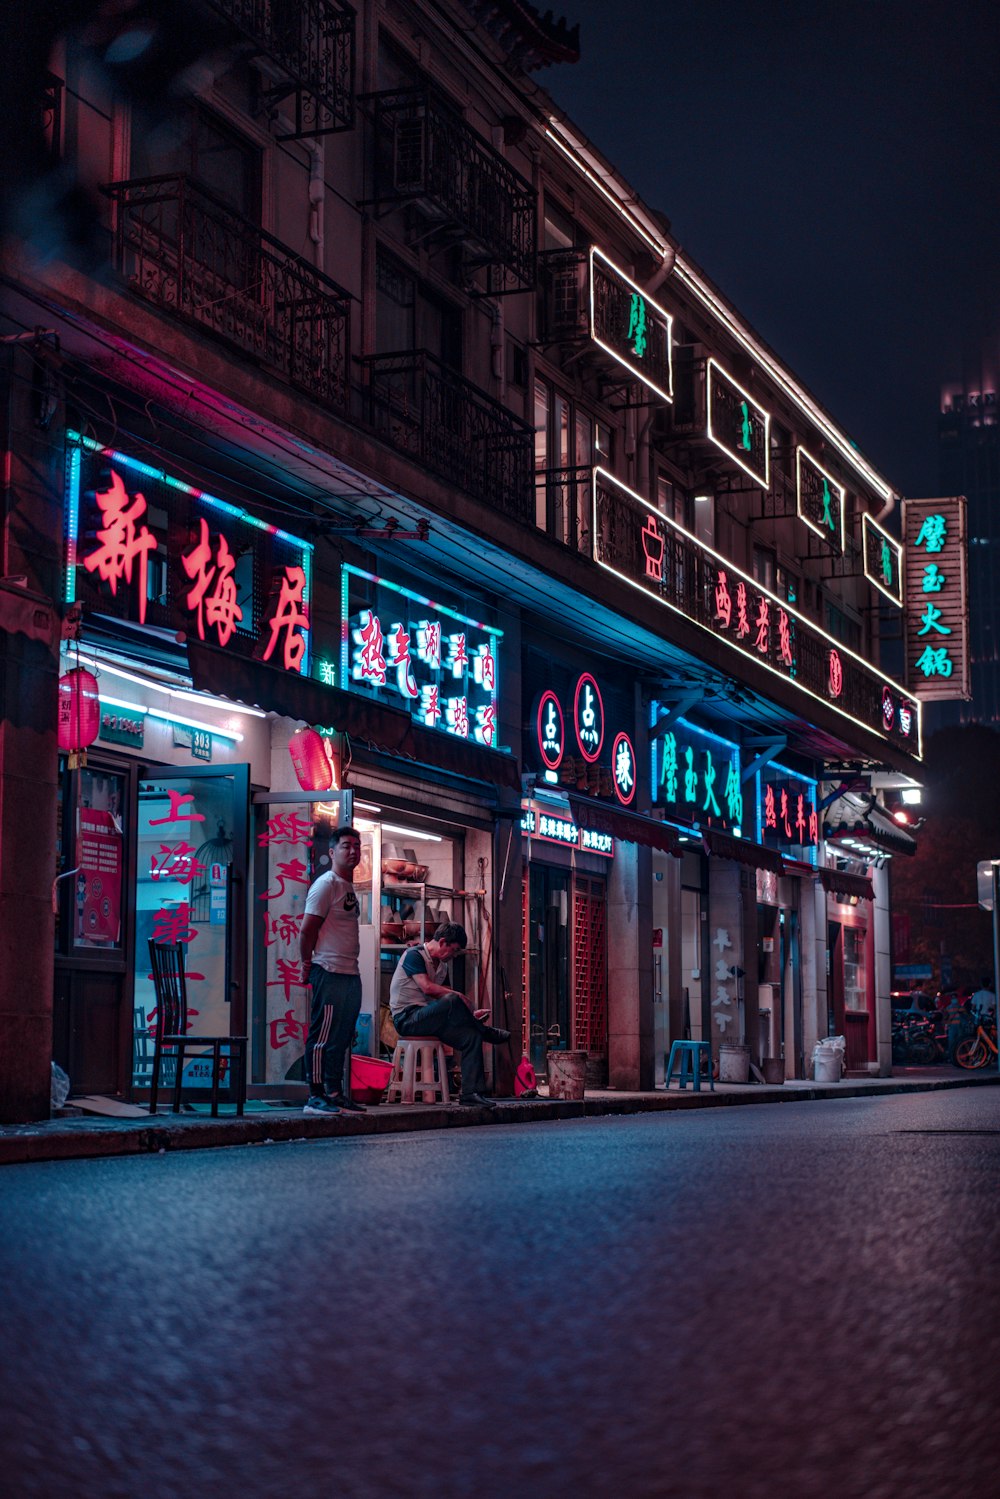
[386,1038,451,1105]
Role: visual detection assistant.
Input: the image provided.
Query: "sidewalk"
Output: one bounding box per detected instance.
[2,1065,998,1166]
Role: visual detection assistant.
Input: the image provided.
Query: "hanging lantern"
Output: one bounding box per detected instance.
[58,667,101,768]
[288,726,336,791]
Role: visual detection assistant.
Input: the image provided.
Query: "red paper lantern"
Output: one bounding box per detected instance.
[58,668,101,757]
[288,726,335,791]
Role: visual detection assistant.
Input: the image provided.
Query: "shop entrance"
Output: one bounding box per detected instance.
[131,765,249,1103]
[527,864,571,1070]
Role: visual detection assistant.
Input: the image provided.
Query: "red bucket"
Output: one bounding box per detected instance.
[350,1054,393,1104]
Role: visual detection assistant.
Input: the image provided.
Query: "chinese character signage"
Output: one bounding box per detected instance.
[594,467,921,755]
[797,449,844,555]
[758,767,819,860]
[66,432,312,673]
[520,804,614,858]
[707,360,770,488]
[651,716,743,833]
[535,690,564,771]
[589,247,673,405]
[342,565,501,746]
[574,673,604,762]
[902,497,970,701]
[862,514,903,607]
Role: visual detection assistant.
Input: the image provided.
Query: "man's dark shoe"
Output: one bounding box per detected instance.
[459,1092,497,1108]
[303,1096,341,1116]
[328,1093,367,1114]
[480,1025,511,1044]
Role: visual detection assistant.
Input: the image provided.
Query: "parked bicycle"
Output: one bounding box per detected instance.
[954,1019,998,1070]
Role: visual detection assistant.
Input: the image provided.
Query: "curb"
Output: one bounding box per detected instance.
[1,1071,997,1166]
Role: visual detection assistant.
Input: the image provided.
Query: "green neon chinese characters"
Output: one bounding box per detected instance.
[913,510,955,678]
[821,479,836,532]
[627,293,647,359]
[880,539,893,586]
[915,513,947,553]
[739,400,752,452]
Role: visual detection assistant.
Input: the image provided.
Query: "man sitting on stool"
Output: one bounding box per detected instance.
[389,922,509,1108]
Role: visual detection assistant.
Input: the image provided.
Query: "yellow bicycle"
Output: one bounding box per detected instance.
[954,1019,998,1070]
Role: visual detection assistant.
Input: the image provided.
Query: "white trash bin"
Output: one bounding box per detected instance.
[813,1036,845,1082]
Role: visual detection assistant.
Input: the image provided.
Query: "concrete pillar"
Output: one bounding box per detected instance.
[607,840,653,1089]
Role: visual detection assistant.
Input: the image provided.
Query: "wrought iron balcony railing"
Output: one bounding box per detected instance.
[534,464,593,554]
[107,174,352,411]
[370,89,536,295]
[360,350,533,520]
[205,0,355,138]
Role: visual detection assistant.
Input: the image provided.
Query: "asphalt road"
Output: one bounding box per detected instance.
[1,1089,998,1499]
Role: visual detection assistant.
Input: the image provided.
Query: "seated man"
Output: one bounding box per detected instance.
[389,921,509,1108]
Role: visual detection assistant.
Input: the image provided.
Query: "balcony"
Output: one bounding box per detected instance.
[534,464,593,554]
[538,247,673,404]
[107,174,352,412]
[360,350,533,520]
[205,0,355,138]
[369,89,536,295]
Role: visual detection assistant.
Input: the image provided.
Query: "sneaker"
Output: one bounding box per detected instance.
[303,1096,341,1116]
[480,1025,511,1044]
[459,1092,497,1108]
[327,1093,367,1114]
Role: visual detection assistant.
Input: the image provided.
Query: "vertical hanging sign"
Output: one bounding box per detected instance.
[902,497,970,700]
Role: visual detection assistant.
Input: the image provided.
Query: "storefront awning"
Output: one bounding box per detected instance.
[187,642,521,792]
[568,795,683,854]
[700,827,785,874]
[818,867,875,902]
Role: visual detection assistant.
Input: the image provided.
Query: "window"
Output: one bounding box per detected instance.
[542,201,577,251]
[825,599,861,651]
[132,104,261,223]
[843,926,867,1011]
[533,378,609,549]
[375,247,462,370]
[752,544,776,592]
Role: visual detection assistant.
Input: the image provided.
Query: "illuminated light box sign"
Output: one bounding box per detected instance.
[520,805,614,858]
[862,514,903,608]
[527,669,635,805]
[758,765,819,859]
[707,361,770,488]
[535,690,565,771]
[589,247,673,404]
[65,432,312,673]
[593,467,921,755]
[651,715,743,833]
[342,564,501,746]
[797,448,844,555]
[902,497,970,702]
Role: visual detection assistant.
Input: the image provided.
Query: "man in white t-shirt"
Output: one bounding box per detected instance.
[971,978,996,1024]
[299,825,365,1116]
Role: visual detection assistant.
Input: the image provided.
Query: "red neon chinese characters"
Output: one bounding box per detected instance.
[796,794,807,843]
[148,789,207,826]
[778,609,793,667]
[388,623,418,698]
[473,643,496,692]
[446,696,469,738]
[261,565,308,673]
[447,633,468,678]
[779,789,791,838]
[641,515,665,581]
[715,570,733,628]
[475,701,497,747]
[829,649,843,698]
[181,518,243,647]
[754,597,770,655]
[735,582,750,639]
[764,785,777,830]
[82,469,157,623]
[420,684,441,726]
[415,620,441,668]
[354,610,387,685]
[808,807,819,844]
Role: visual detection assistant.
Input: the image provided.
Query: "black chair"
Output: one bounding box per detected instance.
[147,940,247,1117]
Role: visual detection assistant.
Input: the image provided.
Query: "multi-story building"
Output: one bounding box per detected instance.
[0,0,921,1122]
[939,340,1000,725]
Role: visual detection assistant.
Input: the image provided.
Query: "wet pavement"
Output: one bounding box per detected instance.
[1,1085,998,1498]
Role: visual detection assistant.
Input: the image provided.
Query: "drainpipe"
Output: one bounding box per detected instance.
[305,139,325,272]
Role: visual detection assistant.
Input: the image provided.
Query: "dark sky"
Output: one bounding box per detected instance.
[543,0,1000,500]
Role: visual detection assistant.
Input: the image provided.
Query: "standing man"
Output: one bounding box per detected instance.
[299,824,366,1116]
[389,921,509,1107]
[971,976,996,1025]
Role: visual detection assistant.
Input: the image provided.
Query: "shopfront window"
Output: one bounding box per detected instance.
[843,926,868,1011]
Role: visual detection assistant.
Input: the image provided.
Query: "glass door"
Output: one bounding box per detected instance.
[527,864,570,1070]
[132,765,249,1100]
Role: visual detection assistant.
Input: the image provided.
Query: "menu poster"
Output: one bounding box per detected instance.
[75,808,122,945]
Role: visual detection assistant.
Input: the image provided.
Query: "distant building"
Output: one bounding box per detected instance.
[938,340,1000,724]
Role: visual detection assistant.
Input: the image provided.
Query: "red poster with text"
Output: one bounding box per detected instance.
[75,809,122,945]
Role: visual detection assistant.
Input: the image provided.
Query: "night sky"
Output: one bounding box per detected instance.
[544,0,1000,501]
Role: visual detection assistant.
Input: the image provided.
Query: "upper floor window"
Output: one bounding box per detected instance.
[132,103,261,223]
[534,378,610,550]
[375,246,462,370]
[752,544,776,592]
[825,599,862,652]
[542,201,577,251]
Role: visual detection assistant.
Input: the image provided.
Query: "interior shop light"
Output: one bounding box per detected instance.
[168,687,268,718]
[380,823,443,842]
[98,694,148,713]
[146,707,243,743]
[74,653,268,718]
[353,801,382,814]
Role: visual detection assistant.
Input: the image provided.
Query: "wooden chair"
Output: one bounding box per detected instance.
[147,940,247,1117]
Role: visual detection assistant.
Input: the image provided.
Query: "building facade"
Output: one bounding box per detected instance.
[0,0,921,1121]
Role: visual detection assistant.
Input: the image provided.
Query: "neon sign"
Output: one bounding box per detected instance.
[612,732,636,806]
[520,804,614,858]
[573,673,604,763]
[536,690,564,771]
[797,448,845,555]
[651,716,742,833]
[862,513,903,607]
[589,247,673,404]
[902,497,969,702]
[759,763,819,858]
[66,431,312,672]
[342,565,501,746]
[707,361,770,488]
[594,467,921,755]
